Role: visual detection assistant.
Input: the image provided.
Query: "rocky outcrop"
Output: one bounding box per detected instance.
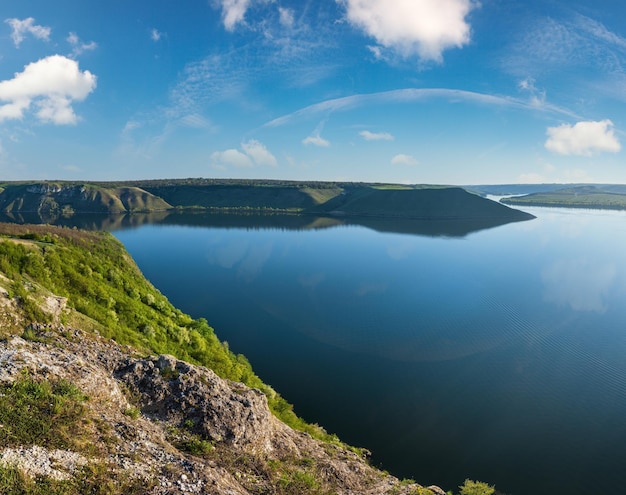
[0,328,438,494]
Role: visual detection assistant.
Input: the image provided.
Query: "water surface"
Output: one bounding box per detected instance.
[111,208,626,494]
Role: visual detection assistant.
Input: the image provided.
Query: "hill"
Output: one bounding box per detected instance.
[500,185,626,210]
[0,179,534,227]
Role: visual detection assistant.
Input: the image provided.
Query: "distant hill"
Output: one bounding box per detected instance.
[0,182,171,222]
[0,179,534,226]
[500,185,626,210]
[467,183,626,197]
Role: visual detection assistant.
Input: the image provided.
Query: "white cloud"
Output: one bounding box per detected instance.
[359,130,394,141]
[5,17,51,47]
[279,7,295,28]
[302,133,330,147]
[67,32,97,57]
[241,139,278,166]
[339,0,477,62]
[545,120,621,156]
[151,28,162,41]
[211,139,277,168]
[391,154,418,166]
[0,55,97,125]
[218,0,252,31]
[211,148,253,168]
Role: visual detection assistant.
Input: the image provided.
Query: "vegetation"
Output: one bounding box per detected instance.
[0,373,153,494]
[0,179,534,224]
[0,222,341,443]
[0,375,88,452]
[458,479,496,495]
[0,463,151,495]
[501,185,626,210]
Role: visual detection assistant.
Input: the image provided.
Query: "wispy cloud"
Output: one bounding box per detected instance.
[0,55,97,125]
[67,32,97,57]
[360,130,394,141]
[504,14,626,80]
[5,17,51,47]
[302,134,330,147]
[265,88,580,128]
[217,0,252,31]
[545,120,621,156]
[391,154,418,166]
[278,7,295,28]
[338,0,477,63]
[151,28,163,41]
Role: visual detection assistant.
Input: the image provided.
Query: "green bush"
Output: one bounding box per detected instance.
[459,479,495,495]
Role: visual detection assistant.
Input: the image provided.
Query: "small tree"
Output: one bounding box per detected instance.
[459,479,495,495]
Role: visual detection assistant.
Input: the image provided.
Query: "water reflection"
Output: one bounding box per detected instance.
[542,259,617,313]
[0,207,533,238]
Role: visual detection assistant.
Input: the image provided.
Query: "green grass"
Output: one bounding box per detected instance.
[0,463,152,495]
[0,376,88,451]
[0,223,342,444]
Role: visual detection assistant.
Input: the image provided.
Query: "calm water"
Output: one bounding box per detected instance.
[110,208,626,495]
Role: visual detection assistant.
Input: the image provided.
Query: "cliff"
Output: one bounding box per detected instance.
[0,222,447,495]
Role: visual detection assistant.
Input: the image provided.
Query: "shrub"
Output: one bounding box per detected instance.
[459,479,495,495]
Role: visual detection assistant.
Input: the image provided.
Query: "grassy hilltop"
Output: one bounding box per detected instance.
[0,179,534,232]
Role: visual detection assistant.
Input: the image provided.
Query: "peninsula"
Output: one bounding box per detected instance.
[0,179,534,222]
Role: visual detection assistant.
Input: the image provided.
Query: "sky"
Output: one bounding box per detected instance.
[1,0,626,185]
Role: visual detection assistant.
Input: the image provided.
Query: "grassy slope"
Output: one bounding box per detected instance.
[0,180,533,222]
[0,183,170,214]
[0,222,338,444]
[501,186,626,210]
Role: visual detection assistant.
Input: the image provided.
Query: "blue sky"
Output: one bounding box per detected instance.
[1,0,626,185]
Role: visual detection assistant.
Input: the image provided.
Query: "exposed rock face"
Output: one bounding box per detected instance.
[0,329,437,494]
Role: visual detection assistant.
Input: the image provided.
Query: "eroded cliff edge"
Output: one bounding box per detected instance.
[0,328,443,494]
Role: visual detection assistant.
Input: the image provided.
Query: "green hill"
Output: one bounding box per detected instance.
[0,183,171,221]
[501,185,626,210]
[0,180,534,226]
[316,186,534,220]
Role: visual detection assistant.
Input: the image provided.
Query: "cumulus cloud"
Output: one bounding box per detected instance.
[391,153,418,166]
[67,32,97,57]
[302,133,330,147]
[339,0,477,62]
[5,17,51,47]
[0,55,97,125]
[218,0,252,31]
[151,28,162,41]
[241,139,278,166]
[545,120,621,156]
[211,139,277,168]
[211,148,253,168]
[360,130,394,141]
